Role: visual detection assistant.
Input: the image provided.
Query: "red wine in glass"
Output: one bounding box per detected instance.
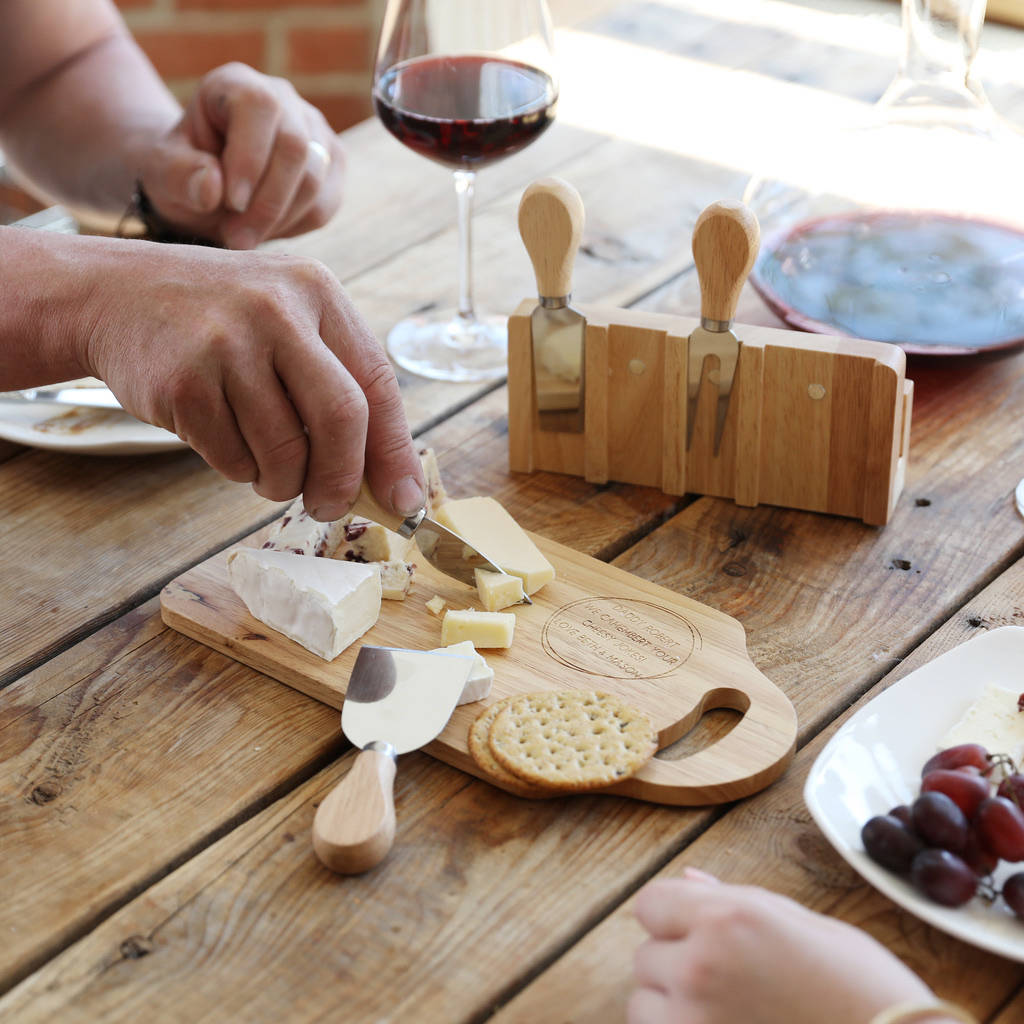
[751,210,1024,355]
[374,55,557,170]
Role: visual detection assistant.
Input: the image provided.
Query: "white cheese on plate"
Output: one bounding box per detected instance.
[941,684,1024,763]
[441,608,516,649]
[430,639,494,704]
[434,496,555,595]
[227,548,381,661]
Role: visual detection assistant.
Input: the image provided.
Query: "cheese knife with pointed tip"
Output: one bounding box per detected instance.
[349,481,530,602]
[312,646,476,874]
[686,201,760,455]
[518,177,587,433]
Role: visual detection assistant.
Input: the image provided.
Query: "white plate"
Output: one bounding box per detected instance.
[804,626,1024,961]
[0,398,185,455]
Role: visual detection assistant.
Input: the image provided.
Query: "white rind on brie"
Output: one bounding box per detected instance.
[227,547,381,660]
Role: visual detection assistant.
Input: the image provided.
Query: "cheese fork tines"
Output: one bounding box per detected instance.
[350,481,531,603]
[686,201,760,456]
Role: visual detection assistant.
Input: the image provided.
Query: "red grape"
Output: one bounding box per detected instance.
[910,849,978,906]
[922,743,991,776]
[975,797,1024,862]
[1003,873,1024,919]
[862,815,925,874]
[997,773,1024,809]
[888,804,913,828]
[962,828,999,876]
[911,791,969,853]
[921,768,990,819]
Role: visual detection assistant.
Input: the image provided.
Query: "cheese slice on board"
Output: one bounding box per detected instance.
[227,548,381,660]
[441,608,516,649]
[434,496,555,595]
[475,569,526,611]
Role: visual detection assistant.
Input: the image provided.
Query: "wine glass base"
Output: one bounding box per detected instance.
[386,310,508,382]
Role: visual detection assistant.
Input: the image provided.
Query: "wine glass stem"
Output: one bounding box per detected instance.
[902,0,984,88]
[454,169,477,323]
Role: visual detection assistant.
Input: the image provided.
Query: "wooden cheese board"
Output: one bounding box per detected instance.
[161,526,797,806]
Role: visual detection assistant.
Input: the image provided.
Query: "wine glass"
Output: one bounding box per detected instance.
[373,0,558,381]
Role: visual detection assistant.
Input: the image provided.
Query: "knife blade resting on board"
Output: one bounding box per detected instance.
[518,178,587,434]
[686,201,760,455]
[349,480,530,602]
[311,645,476,873]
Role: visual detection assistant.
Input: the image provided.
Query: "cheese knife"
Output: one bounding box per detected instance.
[311,645,476,874]
[686,201,760,455]
[518,177,587,433]
[350,482,530,602]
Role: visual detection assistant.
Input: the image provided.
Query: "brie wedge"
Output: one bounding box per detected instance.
[227,547,381,660]
[431,639,494,704]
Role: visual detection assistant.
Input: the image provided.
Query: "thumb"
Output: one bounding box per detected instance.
[142,138,224,217]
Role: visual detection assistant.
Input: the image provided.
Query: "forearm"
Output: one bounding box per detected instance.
[0,4,181,215]
[0,227,110,388]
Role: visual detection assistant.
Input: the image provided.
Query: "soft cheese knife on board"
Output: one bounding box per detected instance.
[312,646,475,873]
[686,201,760,455]
[350,481,529,601]
[518,177,587,433]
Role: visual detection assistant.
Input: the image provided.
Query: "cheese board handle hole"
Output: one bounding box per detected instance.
[654,695,748,763]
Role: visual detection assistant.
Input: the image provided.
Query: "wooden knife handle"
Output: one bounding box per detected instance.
[518,177,585,298]
[312,746,397,874]
[347,479,406,533]
[692,201,760,325]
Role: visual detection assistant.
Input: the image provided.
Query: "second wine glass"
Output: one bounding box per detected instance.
[373,0,558,382]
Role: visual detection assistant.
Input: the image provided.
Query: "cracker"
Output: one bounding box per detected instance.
[467,698,559,799]
[488,690,657,791]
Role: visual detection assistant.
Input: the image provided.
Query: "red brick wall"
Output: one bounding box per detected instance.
[114,0,379,132]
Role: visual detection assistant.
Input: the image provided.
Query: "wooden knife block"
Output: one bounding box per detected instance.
[507,301,914,526]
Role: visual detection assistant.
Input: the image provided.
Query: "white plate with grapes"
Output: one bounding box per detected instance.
[804,626,1024,961]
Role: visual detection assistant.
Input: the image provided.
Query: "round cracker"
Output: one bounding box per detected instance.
[488,690,657,791]
[467,698,560,798]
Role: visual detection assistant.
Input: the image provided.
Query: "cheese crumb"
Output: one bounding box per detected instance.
[425,595,447,617]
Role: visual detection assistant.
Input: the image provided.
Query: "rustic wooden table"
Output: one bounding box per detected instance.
[3,0,1024,1020]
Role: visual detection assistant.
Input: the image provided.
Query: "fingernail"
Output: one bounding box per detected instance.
[229,227,259,250]
[682,867,720,883]
[391,475,425,517]
[310,504,347,523]
[187,167,210,210]
[229,179,252,213]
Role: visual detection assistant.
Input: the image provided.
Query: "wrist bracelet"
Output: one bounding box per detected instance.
[118,180,222,247]
[869,999,979,1024]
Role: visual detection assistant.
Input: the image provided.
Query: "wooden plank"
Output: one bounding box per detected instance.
[0,448,287,685]
[491,561,1024,1023]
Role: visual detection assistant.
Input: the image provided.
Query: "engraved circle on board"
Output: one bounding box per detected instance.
[541,597,701,680]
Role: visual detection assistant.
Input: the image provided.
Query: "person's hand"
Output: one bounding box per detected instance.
[77,235,422,520]
[629,869,945,1024]
[136,63,344,249]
